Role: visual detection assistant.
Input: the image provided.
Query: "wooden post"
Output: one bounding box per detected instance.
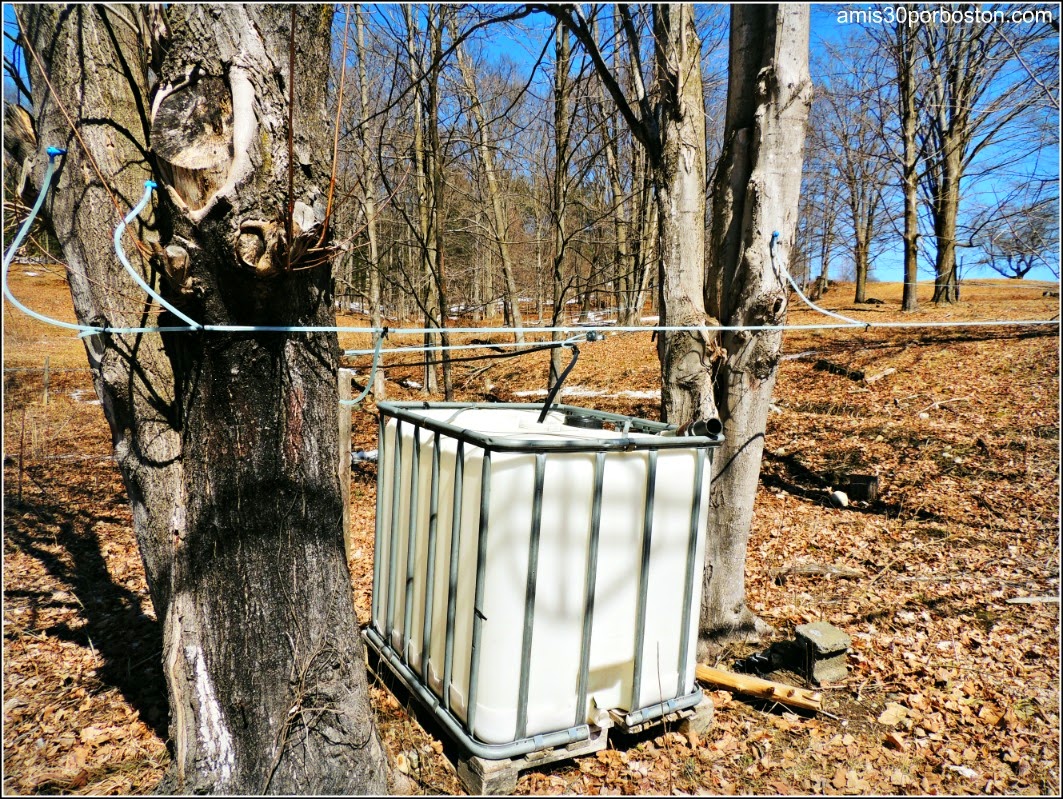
[338,368,354,568]
[42,357,50,406]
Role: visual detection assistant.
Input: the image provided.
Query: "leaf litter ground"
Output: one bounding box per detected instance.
[3,267,1059,795]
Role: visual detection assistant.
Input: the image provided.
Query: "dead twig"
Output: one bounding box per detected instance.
[916,397,971,415]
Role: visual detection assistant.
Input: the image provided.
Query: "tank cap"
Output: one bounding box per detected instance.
[564,410,604,430]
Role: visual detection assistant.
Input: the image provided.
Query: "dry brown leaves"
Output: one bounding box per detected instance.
[4,270,1059,795]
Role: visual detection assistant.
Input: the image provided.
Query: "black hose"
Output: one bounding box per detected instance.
[537,344,580,423]
[348,339,574,371]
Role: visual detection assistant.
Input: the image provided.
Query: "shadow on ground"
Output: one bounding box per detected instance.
[4,469,168,739]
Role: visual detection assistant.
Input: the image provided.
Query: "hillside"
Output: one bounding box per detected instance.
[3,264,1059,795]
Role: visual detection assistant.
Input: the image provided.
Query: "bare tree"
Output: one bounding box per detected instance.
[978,191,1060,279]
[702,5,812,640]
[453,29,526,341]
[354,4,386,398]
[540,3,812,642]
[11,5,386,792]
[916,10,1058,302]
[817,37,893,303]
[799,92,845,299]
[894,19,922,312]
[549,22,574,385]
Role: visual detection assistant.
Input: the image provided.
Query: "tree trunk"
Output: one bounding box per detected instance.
[653,5,713,428]
[405,6,439,393]
[931,159,961,303]
[703,5,812,642]
[603,8,637,327]
[897,21,920,313]
[19,6,386,793]
[426,10,453,399]
[854,234,869,303]
[453,34,525,343]
[356,5,386,399]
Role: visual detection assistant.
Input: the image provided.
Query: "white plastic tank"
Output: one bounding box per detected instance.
[372,404,714,746]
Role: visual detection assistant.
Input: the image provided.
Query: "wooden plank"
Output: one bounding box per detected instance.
[864,367,896,384]
[457,724,610,795]
[696,664,821,712]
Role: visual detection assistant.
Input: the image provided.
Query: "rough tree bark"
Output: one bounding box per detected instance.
[703,5,812,641]
[17,5,387,793]
[652,5,713,428]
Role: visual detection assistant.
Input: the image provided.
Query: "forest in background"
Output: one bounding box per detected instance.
[288,4,1061,345]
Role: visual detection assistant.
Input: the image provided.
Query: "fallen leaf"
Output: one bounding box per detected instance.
[79,726,110,746]
[877,703,908,726]
[977,704,1003,726]
[832,766,847,790]
[890,769,910,786]
[884,731,907,751]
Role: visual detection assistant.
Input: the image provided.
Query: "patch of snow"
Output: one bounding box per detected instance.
[352,449,378,464]
[512,386,660,399]
[69,389,102,406]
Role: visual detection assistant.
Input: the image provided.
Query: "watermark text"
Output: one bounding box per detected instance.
[836,5,1056,27]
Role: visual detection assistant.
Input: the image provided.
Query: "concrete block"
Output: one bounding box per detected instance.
[795,622,851,685]
[678,696,714,738]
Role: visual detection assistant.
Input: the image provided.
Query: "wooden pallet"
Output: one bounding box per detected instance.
[456,705,697,794]
[365,642,695,794]
[457,719,611,795]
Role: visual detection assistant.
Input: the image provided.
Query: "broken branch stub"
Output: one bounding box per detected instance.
[150,74,233,212]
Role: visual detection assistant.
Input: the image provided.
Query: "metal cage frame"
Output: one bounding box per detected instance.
[364,401,723,760]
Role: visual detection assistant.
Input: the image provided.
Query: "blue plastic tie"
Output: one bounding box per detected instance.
[113,180,201,329]
[2,148,103,333]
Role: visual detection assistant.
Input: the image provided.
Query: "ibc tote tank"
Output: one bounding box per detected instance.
[366,402,721,754]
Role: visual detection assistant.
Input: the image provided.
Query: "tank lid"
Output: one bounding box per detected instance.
[563,410,605,430]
